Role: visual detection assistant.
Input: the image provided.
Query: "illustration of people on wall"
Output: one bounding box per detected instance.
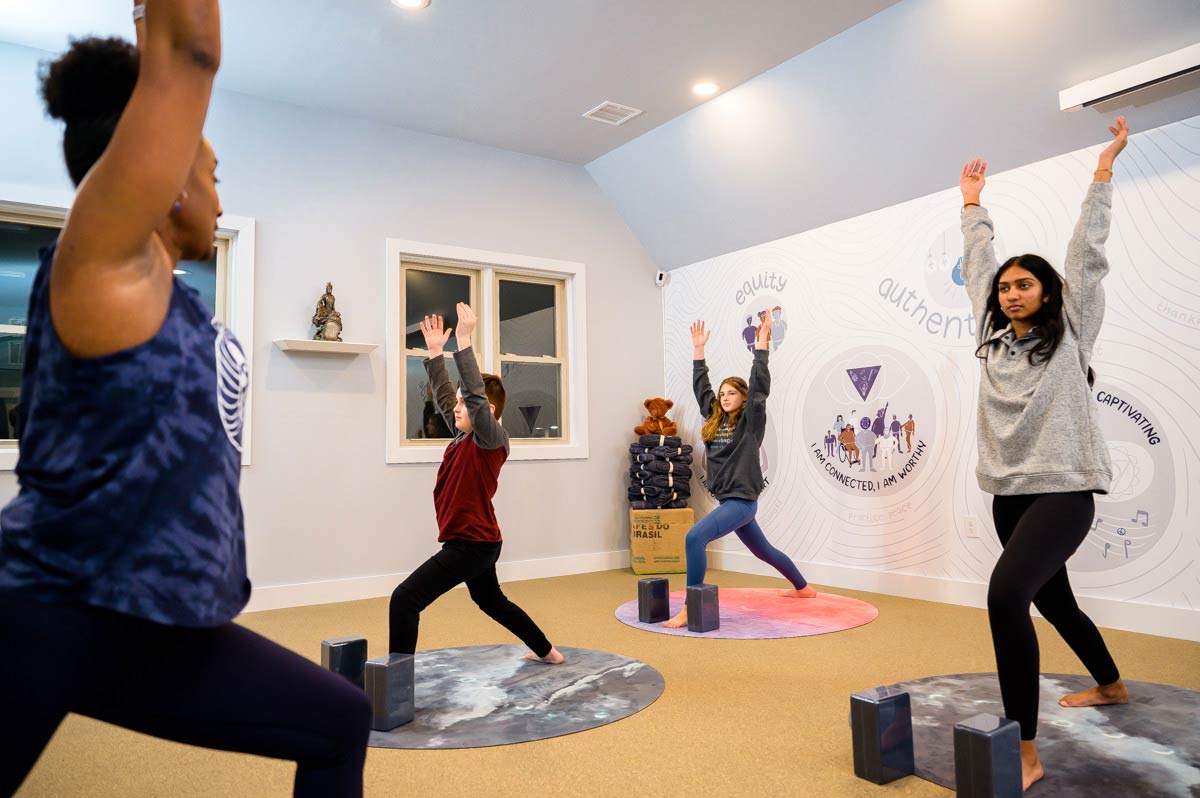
[856,420,877,472]
[838,424,860,465]
[902,413,916,452]
[824,429,837,457]
[741,315,757,352]
[890,414,903,451]
[879,427,898,470]
[872,403,889,437]
[765,306,786,350]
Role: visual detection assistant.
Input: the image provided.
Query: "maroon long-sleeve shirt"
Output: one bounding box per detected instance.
[425,349,509,543]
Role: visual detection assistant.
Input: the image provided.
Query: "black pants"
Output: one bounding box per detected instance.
[988,492,1121,740]
[389,539,553,657]
[0,591,371,798]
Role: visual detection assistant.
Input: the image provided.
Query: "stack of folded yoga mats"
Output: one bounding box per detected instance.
[627,434,693,510]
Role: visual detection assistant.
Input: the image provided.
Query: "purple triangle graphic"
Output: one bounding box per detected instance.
[846,366,881,401]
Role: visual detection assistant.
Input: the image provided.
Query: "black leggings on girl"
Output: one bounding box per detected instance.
[0,592,371,798]
[987,491,1121,740]
[389,539,553,658]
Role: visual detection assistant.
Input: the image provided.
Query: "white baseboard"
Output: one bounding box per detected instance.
[710,550,1200,643]
[242,548,631,614]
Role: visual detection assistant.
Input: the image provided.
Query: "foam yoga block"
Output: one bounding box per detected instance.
[849,686,914,784]
[686,583,719,632]
[638,578,670,623]
[953,713,1021,798]
[321,636,368,689]
[365,654,416,731]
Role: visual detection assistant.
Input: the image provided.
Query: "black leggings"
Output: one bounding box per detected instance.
[988,492,1121,740]
[0,592,371,798]
[389,539,552,657]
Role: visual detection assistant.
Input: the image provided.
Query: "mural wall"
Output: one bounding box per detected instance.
[664,116,1200,622]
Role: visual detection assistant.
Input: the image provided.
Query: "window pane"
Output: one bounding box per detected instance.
[405,269,470,352]
[0,331,24,439]
[176,249,219,317]
[499,362,562,439]
[499,280,556,357]
[0,220,59,325]
[406,355,461,441]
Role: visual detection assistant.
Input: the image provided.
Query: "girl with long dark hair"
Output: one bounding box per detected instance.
[959,117,1131,792]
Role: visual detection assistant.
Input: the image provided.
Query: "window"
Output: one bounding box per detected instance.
[0,196,257,469]
[401,264,476,441]
[495,275,567,441]
[386,239,589,463]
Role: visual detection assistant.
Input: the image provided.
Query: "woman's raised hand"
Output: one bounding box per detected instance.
[960,159,987,205]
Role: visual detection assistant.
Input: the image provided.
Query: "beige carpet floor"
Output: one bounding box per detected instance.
[17,568,1200,797]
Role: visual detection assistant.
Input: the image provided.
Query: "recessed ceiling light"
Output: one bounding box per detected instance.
[173,269,189,275]
[392,0,431,8]
[693,82,719,96]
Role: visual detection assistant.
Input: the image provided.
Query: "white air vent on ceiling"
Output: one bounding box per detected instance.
[582,101,644,126]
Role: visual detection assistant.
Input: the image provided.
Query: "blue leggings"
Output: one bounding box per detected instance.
[685,498,808,589]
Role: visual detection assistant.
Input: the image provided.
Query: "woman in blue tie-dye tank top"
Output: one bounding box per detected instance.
[0,3,370,795]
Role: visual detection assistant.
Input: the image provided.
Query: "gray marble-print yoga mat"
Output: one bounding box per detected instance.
[369,644,665,749]
[888,672,1200,797]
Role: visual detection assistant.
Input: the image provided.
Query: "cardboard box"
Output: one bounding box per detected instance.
[629,508,693,574]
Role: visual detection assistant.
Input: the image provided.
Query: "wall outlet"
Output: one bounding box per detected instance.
[963,515,979,539]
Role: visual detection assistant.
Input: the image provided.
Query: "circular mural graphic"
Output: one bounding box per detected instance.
[924,225,970,310]
[923,224,1004,311]
[802,345,936,496]
[1072,384,1174,572]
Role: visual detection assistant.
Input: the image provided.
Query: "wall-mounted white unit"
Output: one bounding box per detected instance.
[1059,42,1200,111]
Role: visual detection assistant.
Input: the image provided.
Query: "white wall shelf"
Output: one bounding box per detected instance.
[274,339,378,355]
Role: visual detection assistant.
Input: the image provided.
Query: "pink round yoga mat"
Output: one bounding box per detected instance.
[614,587,878,639]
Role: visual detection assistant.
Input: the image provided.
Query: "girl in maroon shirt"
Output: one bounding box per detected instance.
[388,303,564,665]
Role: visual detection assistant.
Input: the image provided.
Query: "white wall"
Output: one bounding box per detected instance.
[587,0,1200,270]
[0,41,662,609]
[663,116,1200,641]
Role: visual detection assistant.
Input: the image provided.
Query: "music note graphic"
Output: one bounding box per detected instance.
[1131,509,1149,527]
[1092,517,1102,532]
[1103,542,1111,559]
[1124,539,1131,558]
[1117,527,1127,537]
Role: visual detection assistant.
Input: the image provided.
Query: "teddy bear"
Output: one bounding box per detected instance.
[633,397,679,437]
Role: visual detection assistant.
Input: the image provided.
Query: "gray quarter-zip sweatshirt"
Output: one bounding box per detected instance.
[961,181,1113,496]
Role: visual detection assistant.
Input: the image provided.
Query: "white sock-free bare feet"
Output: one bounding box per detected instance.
[663,607,688,628]
[1021,740,1045,792]
[524,646,565,665]
[1059,678,1129,708]
[778,585,818,598]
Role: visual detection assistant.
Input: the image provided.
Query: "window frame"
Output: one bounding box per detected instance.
[385,238,589,464]
[0,190,256,470]
[493,272,569,444]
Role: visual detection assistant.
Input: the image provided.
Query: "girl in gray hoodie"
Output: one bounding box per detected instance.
[960,116,1131,792]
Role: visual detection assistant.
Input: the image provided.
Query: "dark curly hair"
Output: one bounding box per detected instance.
[40,36,139,185]
[976,253,1096,386]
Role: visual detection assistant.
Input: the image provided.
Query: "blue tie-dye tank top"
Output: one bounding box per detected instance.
[0,243,251,627]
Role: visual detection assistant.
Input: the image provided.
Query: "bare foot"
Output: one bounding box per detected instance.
[1058,678,1129,708]
[524,646,565,665]
[663,607,688,628]
[779,586,818,598]
[1021,740,1045,792]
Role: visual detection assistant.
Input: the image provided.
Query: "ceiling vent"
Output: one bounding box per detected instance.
[582,101,644,126]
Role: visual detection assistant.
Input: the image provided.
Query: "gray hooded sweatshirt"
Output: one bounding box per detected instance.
[961,181,1113,496]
